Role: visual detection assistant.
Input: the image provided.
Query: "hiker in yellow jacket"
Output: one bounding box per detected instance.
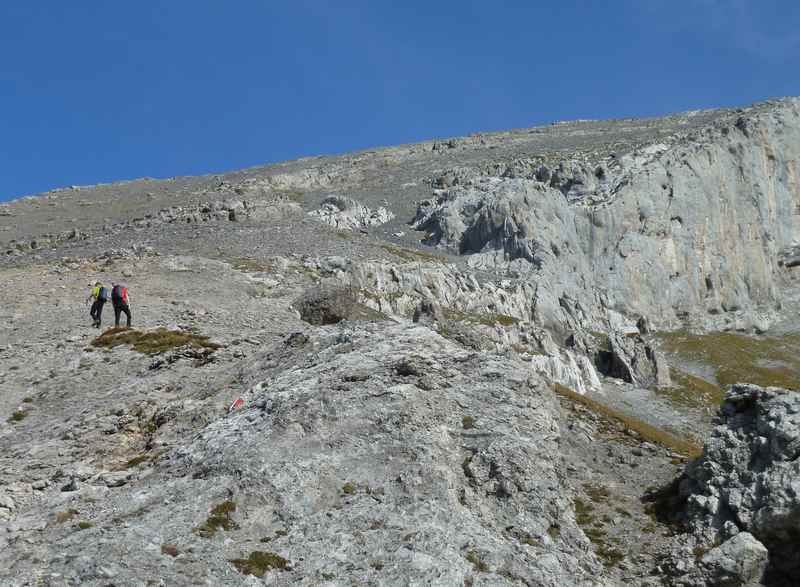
[86,282,109,328]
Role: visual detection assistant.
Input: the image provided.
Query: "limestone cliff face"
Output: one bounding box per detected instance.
[413,99,800,332]
[580,99,800,326]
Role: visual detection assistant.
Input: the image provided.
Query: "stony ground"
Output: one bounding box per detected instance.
[2,97,800,586]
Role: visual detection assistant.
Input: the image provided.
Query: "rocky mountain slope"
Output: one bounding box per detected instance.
[2,97,800,586]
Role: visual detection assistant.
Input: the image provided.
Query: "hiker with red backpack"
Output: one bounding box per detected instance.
[86,281,109,328]
[111,283,132,328]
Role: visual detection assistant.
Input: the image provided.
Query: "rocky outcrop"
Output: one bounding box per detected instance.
[171,323,606,585]
[3,195,303,257]
[672,384,800,585]
[123,197,301,227]
[1,322,608,585]
[4,228,89,255]
[596,329,671,389]
[302,256,607,390]
[308,195,394,231]
[413,99,800,333]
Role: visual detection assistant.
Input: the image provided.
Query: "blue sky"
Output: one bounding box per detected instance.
[1,0,799,201]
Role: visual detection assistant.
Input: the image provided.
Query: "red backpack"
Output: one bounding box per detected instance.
[112,285,128,304]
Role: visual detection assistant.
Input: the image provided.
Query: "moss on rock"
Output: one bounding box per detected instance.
[91,327,221,356]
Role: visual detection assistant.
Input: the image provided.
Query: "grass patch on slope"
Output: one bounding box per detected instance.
[91,327,220,356]
[657,368,726,409]
[658,331,800,391]
[572,497,624,568]
[8,411,28,423]
[230,551,291,576]
[553,383,702,458]
[195,501,238,538]
[379,243,448,264]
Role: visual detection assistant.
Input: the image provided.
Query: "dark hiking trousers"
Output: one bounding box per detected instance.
[90,300,105,324]
[113,303,132,327]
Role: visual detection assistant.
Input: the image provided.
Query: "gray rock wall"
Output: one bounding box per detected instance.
[413,99,800,333]
[580,101,800,326]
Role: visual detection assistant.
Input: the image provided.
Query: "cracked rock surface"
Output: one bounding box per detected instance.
[2,97,800,585]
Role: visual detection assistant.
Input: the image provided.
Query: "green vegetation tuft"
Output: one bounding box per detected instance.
[342,482,356,495]
[658,368,726,409]
[465,550,489,573]
[641,523,658,534]
[573,496,625,567]
[574,498,595,526]
[91,327,221,356]
[492,314,518,326]
[229,551,291,577]
[22,397,33,403]
[596,544,625,567]
[195,500,238,538]
[584,483,610,504]
[614,507,632,518]
[124,454,150,469]
[77,521,93,530]
[8,411,28,423]
[553,383,702,458]
[658,331,800,391]
[462,415,476,430]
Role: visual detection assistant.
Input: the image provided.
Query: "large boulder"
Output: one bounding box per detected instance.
[293,285,387,325]
[698,532,769,587]
[678,384,800,584]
